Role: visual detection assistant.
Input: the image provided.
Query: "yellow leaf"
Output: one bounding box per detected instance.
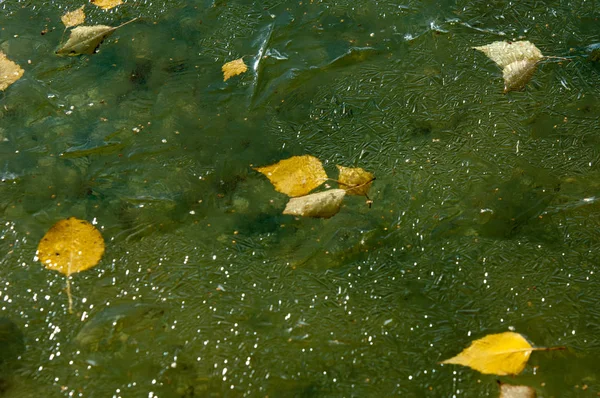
[61,5,86,28]
[222,58,247,81]
[254,155,327,197]
[91,0,123,10]
[0,51,24,91]
[283,189,346,218]
[336,165,374,196]
[37,217,105,313]
[498,382,537,398]
[474,41,544,93]
[440,332,533,375]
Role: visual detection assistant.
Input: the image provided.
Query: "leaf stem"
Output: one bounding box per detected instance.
[66,277,73,314]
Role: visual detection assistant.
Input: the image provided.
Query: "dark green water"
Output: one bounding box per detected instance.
[1,0,600,397]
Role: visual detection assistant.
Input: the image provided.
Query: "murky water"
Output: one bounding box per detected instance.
[1,0,600,397]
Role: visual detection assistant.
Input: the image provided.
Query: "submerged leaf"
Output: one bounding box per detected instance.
[474,41,544,92]
[283,189,346,218]
[56,25,116,56]
[91,0,123,10]
[56,18,137,56]
[61,5,86,28]
[37,217,105,276]
[0,51,24,91]
[337,165,374,196]
[222,58,248,81]
[255,155,327,197]
[440,332,533,375]
[498,382,537,398]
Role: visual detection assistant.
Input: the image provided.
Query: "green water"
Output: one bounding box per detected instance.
[1,0,600,396]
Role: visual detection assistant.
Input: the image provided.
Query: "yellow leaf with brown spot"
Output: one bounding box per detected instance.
[91,0,123,10]
[0,51,24,91]
[336,165,374,196]
[61,5,86,28]
[222,58,247,81]
[37,217,105,313]
[254,155,327,197]
[440,332,534,375]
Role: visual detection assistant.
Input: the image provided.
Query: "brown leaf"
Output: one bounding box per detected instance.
[337,165,374,196]
[498,382,537,398]
[255,155,327,197]
[91,0,123,10]
[0,51,24,91]
[222,58,248,81]
[474,41,544,92]
[61,5,86,28]
[283,189,346,218]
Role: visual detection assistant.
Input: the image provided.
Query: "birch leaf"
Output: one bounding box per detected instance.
[37,217,105,313]
[222,58,247,81]
[0,51,24,91]
[91,0,123,10]
[56,18,137,56]
[337,165,374,196]
[61,5,86,28]
[283,189,346,218]
[498,382,537,398]
[56,25,116,55]
[440,332,534,375]
[254,155,327,197]
[474,41,544,92]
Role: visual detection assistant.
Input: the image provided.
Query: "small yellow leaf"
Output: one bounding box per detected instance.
[91,0,123,10]
[440,332,533,375]
[474,41,544,92]
[0,51,24,91]
[337,165,374,196]
[222,58,248,81]
[37,217,105,276]
[61,5,86,28]
[255,155,327,197]
[283,189,346,218]
[499,382,537,398]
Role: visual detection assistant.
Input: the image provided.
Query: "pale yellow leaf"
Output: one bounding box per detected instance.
[0,51,24,91]
[61,5,86,28]
[499,382,537,398]
[254,155,327,197]
[474,41,544,92]
[283,189,346,218]
[474,41,543,68]
[440,332,533,375]
[337,165,374,196]
[91,0,123,10]
[502,59,539,93]
[222,58,248,81]
[37,217,105,276]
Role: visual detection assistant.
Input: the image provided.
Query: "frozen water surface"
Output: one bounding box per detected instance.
[1,0,600,396]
